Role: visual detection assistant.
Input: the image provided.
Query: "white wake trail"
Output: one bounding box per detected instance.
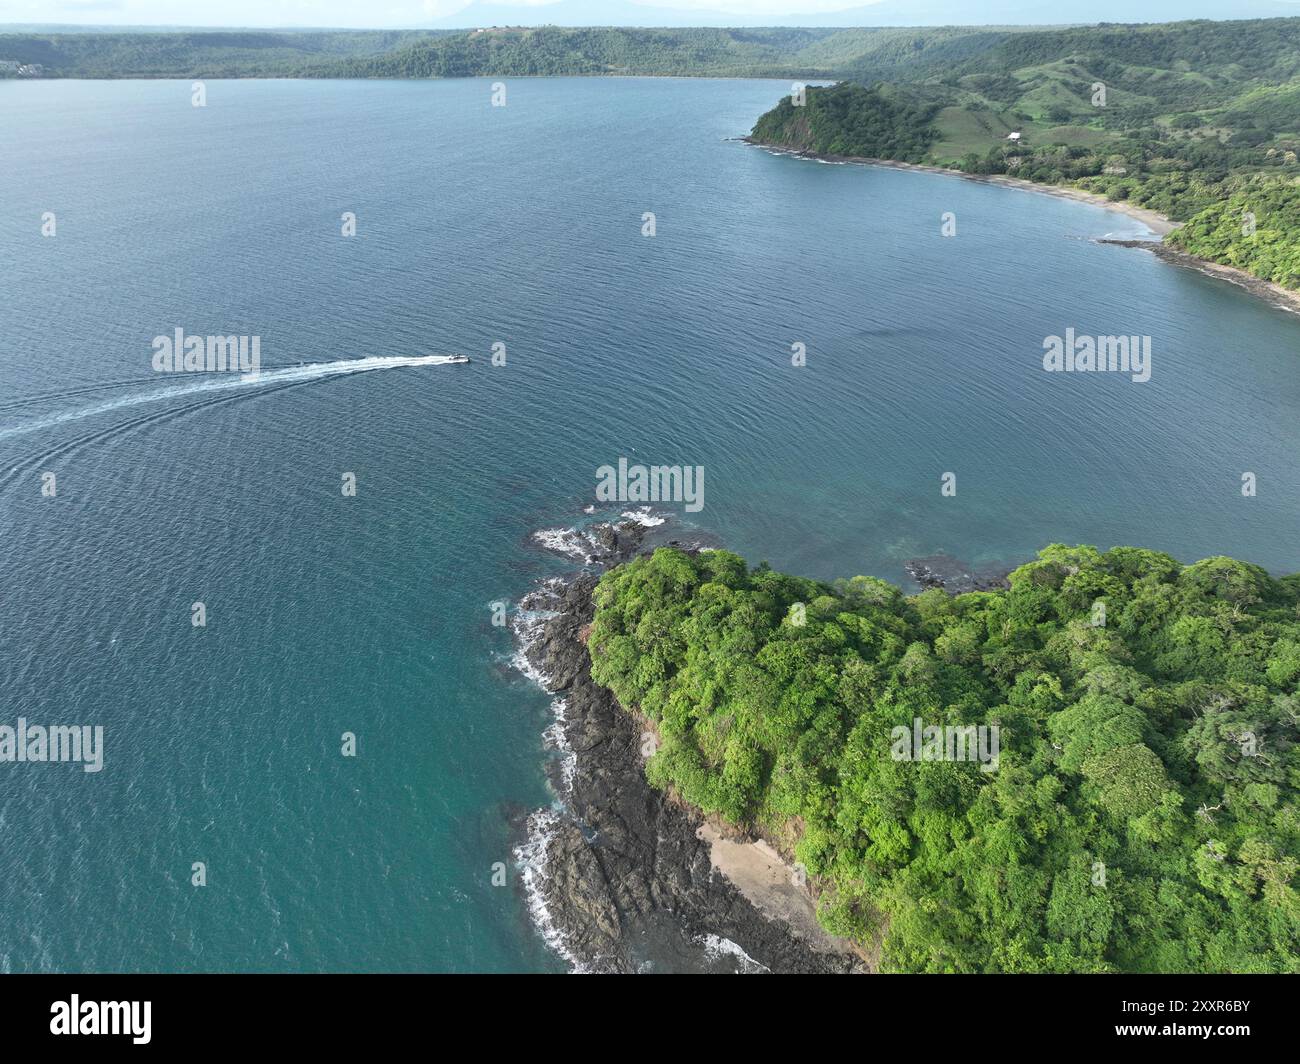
[0,355,456,441]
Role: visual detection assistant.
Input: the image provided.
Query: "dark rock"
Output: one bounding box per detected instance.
[516,532,864,974]
[905,552,1013,594]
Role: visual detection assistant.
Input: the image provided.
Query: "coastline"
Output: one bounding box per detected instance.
[511,507,1032,973]
[741,138,1178,236]
[511,522,1019,973]
[743,137,1300,314]
[1098,239,1300,316]
[511,515,868,973]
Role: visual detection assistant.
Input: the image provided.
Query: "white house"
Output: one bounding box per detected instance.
[1007,131,1022,141]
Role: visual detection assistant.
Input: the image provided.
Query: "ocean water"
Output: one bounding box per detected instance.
[2,77,1298,973]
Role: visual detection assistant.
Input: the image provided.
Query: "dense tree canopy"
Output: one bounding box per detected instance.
[588,545,1300,972]
[750,82,939,162]
[1166,181,1300,288]
[0,26,915,80]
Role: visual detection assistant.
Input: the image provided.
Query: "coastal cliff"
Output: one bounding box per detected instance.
[514,521,866,973]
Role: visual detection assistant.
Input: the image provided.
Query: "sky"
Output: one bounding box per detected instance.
[1,0,1296,29]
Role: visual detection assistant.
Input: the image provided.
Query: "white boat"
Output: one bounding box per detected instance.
[445,354,470,364]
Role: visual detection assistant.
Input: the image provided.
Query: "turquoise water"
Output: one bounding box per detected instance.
[2,77,1299,973]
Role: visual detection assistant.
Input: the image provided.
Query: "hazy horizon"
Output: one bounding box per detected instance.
[5,0,1300,31]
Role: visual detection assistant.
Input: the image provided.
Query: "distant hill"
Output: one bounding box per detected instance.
[420,0,1300,30]
[24,20,1294,82]
[326,26,852,79]
[749,17,1300,288]
[0,24,1049,80]
[0,30,447,78]
[11,1,1300,31]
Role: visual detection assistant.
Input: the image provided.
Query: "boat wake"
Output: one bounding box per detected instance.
[0,354,459,442]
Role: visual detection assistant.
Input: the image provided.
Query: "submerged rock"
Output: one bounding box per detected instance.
[905,552,1013,594]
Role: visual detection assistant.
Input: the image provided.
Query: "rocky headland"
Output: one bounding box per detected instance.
[512,518,867,974]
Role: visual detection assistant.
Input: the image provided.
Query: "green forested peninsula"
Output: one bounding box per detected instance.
[747,18,1300,289]
[750,83,940,163]
[587,545,1300,972]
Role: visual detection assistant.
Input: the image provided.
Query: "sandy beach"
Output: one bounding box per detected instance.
[743,138,1300,314]
[696,820,868,964]
[862,156,1180,236]
[741,139,1180,235]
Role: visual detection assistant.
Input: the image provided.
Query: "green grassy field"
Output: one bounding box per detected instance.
[929,105,1021,161]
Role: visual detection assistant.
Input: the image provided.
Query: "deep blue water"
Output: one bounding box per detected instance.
[2,77,1298,972]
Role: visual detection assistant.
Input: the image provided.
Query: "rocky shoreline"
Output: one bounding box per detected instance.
[512,517,867,973]
[1098,239,1300,315]
[904,552,1013,594]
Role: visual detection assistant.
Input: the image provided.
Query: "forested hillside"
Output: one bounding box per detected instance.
[330,26,850,79]
[749,18,1300,289]
[750,82,940,162]
[1167,184,1300,283]
[0,24,1074,81]
[0,30,444,78]
[0,25,999,79]
[588,545,1300,972]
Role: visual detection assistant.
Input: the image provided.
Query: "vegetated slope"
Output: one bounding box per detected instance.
[0,30,443,78]
[0,24,1039,80]
[750,82,940,161]
[588,544,1300,973]
[1166,181,1300,283]
[749,17,1300,288]
[330,26,877,79]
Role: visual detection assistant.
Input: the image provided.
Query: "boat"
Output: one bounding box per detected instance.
[445,354,471,364]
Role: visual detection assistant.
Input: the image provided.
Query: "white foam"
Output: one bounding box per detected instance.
[508,602,562,690]
[542,698,577,796]
[695,933,771,974]
[530,527,595,563]
[0,354,458,440]
[620,507,667,527]
[514,806,591,974]
[507,580,582,968]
